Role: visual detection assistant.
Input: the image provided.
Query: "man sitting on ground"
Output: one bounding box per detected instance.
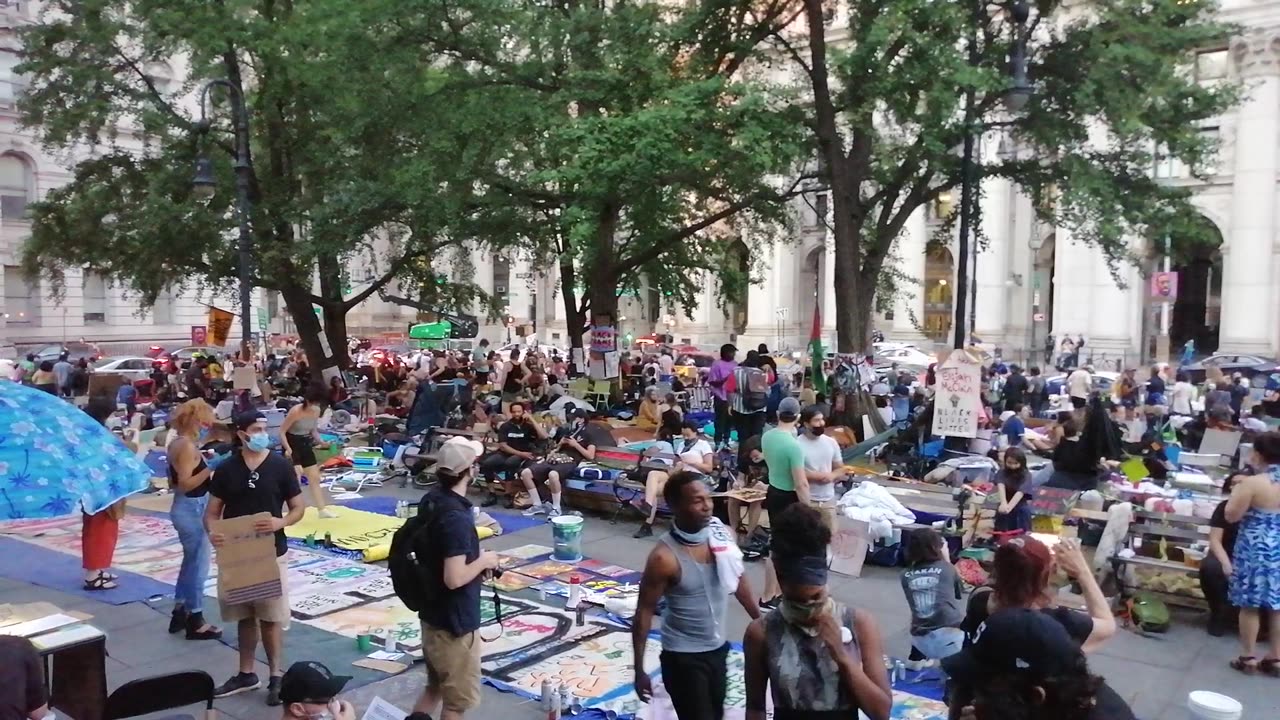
[519,407,611,518]
[479,400,545,508]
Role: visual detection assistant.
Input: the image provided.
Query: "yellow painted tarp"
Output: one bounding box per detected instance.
[286,506,494,562]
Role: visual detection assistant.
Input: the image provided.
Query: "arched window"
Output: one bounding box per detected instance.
[0,152,32,220]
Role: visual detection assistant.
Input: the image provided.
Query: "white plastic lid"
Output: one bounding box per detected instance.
[1187,691,1242,716]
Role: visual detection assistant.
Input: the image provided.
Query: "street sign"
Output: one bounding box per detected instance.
[515,272,534,279]
[257,307,268,331]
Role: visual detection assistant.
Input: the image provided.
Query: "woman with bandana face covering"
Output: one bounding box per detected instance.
[743,504,892,720]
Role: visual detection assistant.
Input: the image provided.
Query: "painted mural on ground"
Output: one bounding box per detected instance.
[2,520,944,718]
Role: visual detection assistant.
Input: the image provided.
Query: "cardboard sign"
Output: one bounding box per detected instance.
[829,516,870,578]
[931,349,982,439]
[232,365,257,390]
[211,513,282,604]
[87,372,125,399]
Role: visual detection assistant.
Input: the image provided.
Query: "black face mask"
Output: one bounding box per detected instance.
[810,425,825,436]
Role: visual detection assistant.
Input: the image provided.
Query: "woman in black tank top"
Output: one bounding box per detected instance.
[166,400,223,641]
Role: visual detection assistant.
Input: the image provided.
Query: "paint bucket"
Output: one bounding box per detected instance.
[1186,691,1242,720]
[551,515,584,562]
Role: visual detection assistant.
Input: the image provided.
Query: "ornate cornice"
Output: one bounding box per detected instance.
[1230,29,1280,78]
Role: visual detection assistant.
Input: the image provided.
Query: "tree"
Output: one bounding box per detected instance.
[400,0,811,347]
[17,0,522,368]
[782,0,1236,352]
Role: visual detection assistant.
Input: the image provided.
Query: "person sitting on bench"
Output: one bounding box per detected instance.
[520,407,610,518]
[479,401,544,508]
[634,418,715,538]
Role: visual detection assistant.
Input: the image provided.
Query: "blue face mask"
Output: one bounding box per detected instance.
[671,523,710,545]
[197,427,210,443]
[245,432,270,452]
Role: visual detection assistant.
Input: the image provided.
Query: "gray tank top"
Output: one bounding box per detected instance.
[289,410,318,436]
[763,602,860,715]
[657,533,726,653]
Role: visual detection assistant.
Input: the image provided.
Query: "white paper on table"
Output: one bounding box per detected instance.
[30,624,104,651]
[366,650,405,661]
[0,613,80,638]
[360,697,410,720]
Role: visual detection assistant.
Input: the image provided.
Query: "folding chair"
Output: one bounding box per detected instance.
[567,377,591,400]
[586,380,612,408]
[104,670,215,720]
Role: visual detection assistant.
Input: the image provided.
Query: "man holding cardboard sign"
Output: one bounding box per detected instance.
[206,411,306,705]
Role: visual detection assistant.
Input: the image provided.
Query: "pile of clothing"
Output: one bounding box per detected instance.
[836,481,917,542]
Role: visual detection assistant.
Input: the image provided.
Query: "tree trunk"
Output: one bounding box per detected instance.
[315,253,348,369]
[279,282,328,371]
[831,218,868,354]
[559,255,586,350]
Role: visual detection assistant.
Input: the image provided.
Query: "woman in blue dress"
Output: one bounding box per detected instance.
[1225,431,1280,675]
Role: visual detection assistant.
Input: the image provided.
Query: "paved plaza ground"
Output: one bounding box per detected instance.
[3,479,1278,720]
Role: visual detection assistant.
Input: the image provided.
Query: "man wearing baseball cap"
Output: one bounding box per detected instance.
[206,411,306,704]
[942,608,1116,720]
[277,661,354,720]
[411,439,499,719]
[758,396,810,609]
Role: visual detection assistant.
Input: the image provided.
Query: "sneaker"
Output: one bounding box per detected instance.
[213,672,261,698]
[633,523,653,539]
[318,507,340,519]
[265,675,282,706]
[546,505,562,519]
[522,503,548,517]
[759,596,782,611]
[904,659,936,671]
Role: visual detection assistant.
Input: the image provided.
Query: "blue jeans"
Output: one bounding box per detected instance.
[170,492,210,613]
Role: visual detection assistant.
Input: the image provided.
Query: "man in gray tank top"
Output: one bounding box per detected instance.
[633,471,761,719]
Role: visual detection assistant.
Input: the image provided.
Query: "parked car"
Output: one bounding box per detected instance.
[873,346,936,372]
[93,356,155,382]
[152,345,222,368]
[33,341,102,364]
[1182,353,1280,385]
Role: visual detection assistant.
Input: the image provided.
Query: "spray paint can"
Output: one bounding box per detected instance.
[547,683,562,719]
[558,685,572,714]
[894,660,906,685]
[540,679,554,711]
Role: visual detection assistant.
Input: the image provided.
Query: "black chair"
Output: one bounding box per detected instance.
[104,670,215,720]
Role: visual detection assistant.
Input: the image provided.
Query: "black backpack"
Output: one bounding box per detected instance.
[388,494,441,612]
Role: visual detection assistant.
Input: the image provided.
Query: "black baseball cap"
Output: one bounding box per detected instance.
[278,661,351,704]
[941,608,1081,685]
[233,410,266,432]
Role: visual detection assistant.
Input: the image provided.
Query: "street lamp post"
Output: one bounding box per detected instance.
[191,79,255,362]
[953,0,1032,349]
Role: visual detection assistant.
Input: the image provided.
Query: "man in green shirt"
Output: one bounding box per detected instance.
[759,396,809,608]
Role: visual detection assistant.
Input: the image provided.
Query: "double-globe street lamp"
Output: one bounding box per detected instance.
[953,0,1033,349]
[190,79,255,361]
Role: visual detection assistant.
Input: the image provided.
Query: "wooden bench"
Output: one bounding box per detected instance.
[1104,507,1211,610]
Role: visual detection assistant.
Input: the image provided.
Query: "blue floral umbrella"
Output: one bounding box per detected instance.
[0,382,152,520]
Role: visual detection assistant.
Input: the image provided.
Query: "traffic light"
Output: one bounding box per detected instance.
[624,332,634,345]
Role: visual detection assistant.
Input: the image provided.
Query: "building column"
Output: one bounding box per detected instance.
[973,167,1011,341]
[892,208,928,336]
[1221,31,1280,354]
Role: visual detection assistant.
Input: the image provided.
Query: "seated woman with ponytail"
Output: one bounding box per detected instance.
[743,504,892,720]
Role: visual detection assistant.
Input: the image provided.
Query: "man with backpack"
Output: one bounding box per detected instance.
[730,350,770,444]
[394,440,499,720]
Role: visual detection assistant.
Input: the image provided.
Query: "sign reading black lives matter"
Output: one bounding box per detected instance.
[931,349,982,439]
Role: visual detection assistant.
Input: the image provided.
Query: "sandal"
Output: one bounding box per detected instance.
[1229,656,1258,674]
[83,572,118,591]
[1260,658,1280,678]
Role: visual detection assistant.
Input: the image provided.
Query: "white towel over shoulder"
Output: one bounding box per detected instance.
[707,517,744,594]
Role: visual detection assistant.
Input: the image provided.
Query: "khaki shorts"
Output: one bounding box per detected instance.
[811,499,838,532]
[219,556,291,627]
[421,622,482,712]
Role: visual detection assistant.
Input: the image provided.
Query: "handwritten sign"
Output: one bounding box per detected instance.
[211,513,282,604]
[291,592,362,619]
[829,516,870,578]
[931,349,982,439]
[589,326,616,353]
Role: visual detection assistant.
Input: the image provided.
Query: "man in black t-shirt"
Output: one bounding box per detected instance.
[478,401,545,507]
[206,411,305,705]
[518,407,610,518]
[412,441,499,719]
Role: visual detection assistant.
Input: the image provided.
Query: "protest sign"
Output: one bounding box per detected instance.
[829,516,870,578]
[931,348,982,439]
[210,513,282,605]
